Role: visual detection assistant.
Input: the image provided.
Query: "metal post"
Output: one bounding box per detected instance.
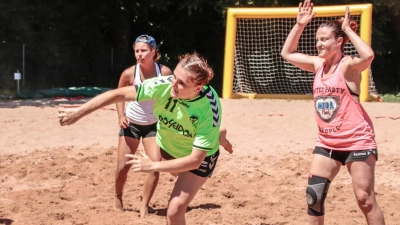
[22,44,25,86]
[14,70,21,94]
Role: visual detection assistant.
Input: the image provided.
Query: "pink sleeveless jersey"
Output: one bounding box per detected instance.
[312,56,377,151]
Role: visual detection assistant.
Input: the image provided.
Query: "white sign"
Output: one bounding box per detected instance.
[14,72,21,80]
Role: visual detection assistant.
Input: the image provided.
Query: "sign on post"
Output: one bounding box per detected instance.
[14,71,21,80]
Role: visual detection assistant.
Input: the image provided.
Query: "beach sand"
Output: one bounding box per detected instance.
[1,98,399,225]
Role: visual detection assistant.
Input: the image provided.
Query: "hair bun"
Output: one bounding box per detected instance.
[349,20,358,32]
[337,17,358,32]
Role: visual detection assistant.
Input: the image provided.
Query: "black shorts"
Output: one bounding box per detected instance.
[160,148,220,178]
[119,122,157,140]
[313,146,378,165]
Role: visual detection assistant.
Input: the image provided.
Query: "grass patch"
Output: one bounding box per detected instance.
[381,93,400,103]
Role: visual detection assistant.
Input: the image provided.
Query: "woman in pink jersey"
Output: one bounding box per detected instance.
[115,34,173,216]
[281,0,385,224]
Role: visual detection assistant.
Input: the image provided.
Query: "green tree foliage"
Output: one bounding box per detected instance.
[0,0,399,95]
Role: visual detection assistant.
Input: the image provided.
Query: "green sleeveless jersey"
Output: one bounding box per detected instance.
[135,75,221,158]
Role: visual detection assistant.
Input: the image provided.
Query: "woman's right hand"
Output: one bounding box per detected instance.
[119,115,130,129]
[297,0,316,26]
[58,107,82,126]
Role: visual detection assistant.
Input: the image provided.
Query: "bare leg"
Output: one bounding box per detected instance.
[347,155,385,225]
[219,127,233,154]
[161,157,179,178]
[166,172,208,225]
[114,135,140,212]
[308,154,341,225]
[140,137,161,217]
[169,171,179,178]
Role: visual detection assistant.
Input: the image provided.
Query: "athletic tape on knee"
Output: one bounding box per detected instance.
[306,175,331,215]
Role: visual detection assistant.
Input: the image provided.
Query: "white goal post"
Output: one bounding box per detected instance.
[222,4,378,101]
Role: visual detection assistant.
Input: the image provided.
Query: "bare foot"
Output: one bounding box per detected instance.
[140,206,156,218]
[219,127,233,154]
[140,205,149,218]
[114,195,124,212]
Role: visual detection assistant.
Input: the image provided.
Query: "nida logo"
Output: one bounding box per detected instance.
[315,96,340,123]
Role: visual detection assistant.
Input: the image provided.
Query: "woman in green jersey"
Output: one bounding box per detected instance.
[58,52,232,225]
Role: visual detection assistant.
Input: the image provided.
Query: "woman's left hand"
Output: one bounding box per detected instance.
[125,151,155,173]
[342,6,351,31]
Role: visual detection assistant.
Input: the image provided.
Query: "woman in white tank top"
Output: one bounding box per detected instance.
[114,34,172,216]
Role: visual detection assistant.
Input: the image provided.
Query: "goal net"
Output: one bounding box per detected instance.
[223,4,378,101]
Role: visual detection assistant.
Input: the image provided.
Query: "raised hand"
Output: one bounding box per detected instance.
[297,0,317,26]
[342,6,351,31]
[125,150,154,173]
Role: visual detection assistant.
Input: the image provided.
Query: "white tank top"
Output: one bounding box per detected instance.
[125,63,161,125]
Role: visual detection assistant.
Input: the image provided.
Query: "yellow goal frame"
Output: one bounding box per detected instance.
[223,4,374,101]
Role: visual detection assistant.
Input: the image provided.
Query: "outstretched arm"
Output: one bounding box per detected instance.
[126,148,207,173]
[58,86,137,126]
[343,7,374,73]
[281,0,317,72]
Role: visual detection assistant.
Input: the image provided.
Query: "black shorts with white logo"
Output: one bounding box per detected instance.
[313,146,378,165]
[160,148,220,178]
[119,122,157,140]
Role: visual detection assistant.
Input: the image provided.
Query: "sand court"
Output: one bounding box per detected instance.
[1,98,399,224]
